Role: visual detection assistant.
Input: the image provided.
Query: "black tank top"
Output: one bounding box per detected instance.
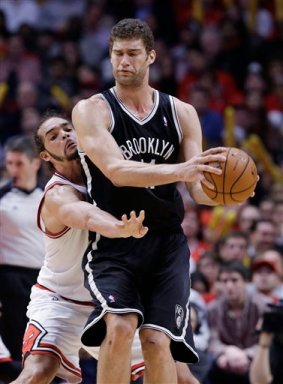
[80,88,185,232]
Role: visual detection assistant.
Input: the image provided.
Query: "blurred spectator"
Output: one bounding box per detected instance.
[197,252,220,303]
[249,219,277,259]
[0,34,41,84]
[249,249,283,301]
[188,85,223,148]
[207,261,271,384]
[79,2,112,70]
[237,203,261,235]
[250,301,283,384]
[20,107,41,137]
[273,199,283,252]
[215,231,250,268]
[189,289,212,383]
[191,271,211,298]
[182,205,210,266]
[259,197,275,221]
[38,0,85,32]
[152,52,178,95]
[0,135,44,361]
[0,0,40,33]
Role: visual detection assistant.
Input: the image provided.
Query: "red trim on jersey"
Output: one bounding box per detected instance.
[35,283,94,306]
[37,181,70,238]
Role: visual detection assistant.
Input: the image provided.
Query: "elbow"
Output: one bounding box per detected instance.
[104,166,124,187]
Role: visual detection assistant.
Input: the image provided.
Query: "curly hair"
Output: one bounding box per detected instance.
[109,18,154,54]
[34,110,68,154]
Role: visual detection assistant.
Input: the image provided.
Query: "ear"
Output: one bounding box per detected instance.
[40,151,50,163]
[148,50,156,65]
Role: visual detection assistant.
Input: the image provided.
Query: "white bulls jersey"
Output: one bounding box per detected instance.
[37,172,92,302]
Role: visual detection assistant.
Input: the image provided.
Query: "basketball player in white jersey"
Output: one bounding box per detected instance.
[11,115,148,384]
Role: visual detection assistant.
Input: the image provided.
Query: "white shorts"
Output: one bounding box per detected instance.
[23,285,144,383]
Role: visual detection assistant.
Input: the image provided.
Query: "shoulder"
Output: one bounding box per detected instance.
[207,296,225,314]
[72,94,112,129]
[248,292,272,312]
[73,94,108,115]
[45,184,80,205]
[171,96,200,129]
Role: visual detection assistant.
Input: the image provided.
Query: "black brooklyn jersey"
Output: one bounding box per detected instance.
[79,88,185,232]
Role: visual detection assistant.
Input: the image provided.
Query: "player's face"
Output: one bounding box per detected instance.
[110,39,155,87]
[39,117,78,163]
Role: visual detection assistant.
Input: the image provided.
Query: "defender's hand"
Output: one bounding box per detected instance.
[118,210,148,238]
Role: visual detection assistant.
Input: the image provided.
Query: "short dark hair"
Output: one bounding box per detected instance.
[34,110,68,154]
[4,135,38,160]
[218,261,249,281]
[109,18,154,54]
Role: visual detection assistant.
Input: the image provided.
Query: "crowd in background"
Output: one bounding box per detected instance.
[0,1,283,383]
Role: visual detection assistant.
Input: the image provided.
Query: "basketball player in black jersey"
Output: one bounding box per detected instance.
[72,18,227,384]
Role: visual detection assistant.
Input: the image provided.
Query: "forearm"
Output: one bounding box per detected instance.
[250,345,272,384]
[101,158,184,187]
[187,181,219,206]
[60,202,123,237]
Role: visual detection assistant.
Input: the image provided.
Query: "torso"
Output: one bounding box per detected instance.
[37,173,92,302]
[79,88,185,234]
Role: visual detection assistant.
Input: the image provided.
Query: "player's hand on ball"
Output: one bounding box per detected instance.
[181,147,227,186]
[119,210,148,238]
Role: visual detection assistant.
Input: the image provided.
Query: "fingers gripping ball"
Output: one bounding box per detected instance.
[201,147,258,205]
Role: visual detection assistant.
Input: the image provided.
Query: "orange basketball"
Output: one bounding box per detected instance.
[201,147,258,205]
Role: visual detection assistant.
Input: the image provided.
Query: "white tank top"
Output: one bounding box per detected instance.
[37,172,92,302]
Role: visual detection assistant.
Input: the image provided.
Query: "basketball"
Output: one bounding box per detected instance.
[201,147,258,205]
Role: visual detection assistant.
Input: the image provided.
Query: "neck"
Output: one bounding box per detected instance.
[114,84,155,118]
[228,293,245,310]
[15,177,37,191]
[55,160,84,185]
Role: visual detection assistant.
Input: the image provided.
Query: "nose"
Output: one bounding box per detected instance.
[120,54,130,67]
[62,131,70,140]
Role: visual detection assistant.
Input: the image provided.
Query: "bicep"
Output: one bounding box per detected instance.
[72,98,124,177]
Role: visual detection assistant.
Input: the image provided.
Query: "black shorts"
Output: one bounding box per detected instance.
[81,230,198,363]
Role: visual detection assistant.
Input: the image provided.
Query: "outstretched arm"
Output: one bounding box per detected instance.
[42,184,148,238]
[72,96,226,188]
